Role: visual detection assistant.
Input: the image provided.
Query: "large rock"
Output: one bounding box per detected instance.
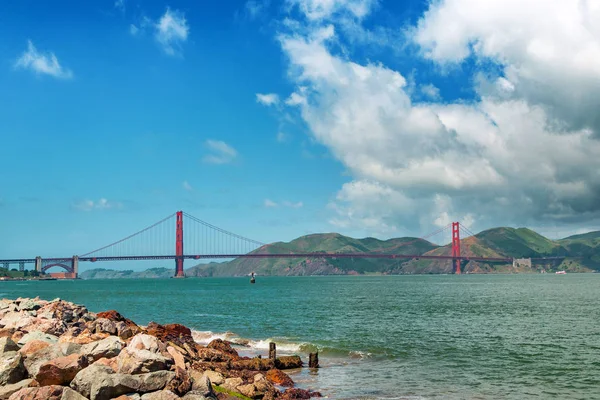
[17,299,41,312]
[7,385,64,400]
[140,391,179,400]
[230,358,275,371]
[165,367,192,396]
[279,389,322,400]
[0,337,20,355]
[61,387,88,400]
[95,310,141,340]
[35,353,89,385]
[144,322,195,347]
[206,339,238,357]
[0,378,33,400]
[191,373,215,396]
[202,370,224,385]
[17,332,59,346]
[265,369,294,387]
[0,352,27,385]
[275,356,303,370]
[115,347,172,374]
[236,374,275,399]
[70,364,175,400]
[166,346,185,370]
[128,334,165,353]
[93,318,117,335]
[0,312,35,331]
[222,377,243,392]
[19,340,51,357]
[23,344,64,377]
[59,329,109,345]
[80,336,124,361]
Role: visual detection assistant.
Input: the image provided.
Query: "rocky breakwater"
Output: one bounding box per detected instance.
[0,298,322,400]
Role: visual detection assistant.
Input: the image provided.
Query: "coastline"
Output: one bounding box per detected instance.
[0,297,324,400]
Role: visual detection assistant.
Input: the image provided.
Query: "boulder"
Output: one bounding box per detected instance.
[93,357,118,371]
[80,336,124,361]
[93,318,117,335]
[95,310,141,340]
[112,395,141,400]
[57,342,83,357]
[230,358,275,371]
[17,299,41,312]
[0,328,15,339]
[19,340,51,357]
[115,347,172,374]
[206,339,238,357]
[222,377,243,392]
[237,384,260,399]
[165,367,192,396]
[144,322,195,347]
[61,387,88,400]
[0,337,20,355]
[59,329,109,345]
[279,388,322,400]
[128,334,165,354]
[17,332,59,346]
[195,347,232,362]
[275,356,303,370]
[136,370,177,393]
[140,391,179,400]
[23,344,64,377]
[265,369,294,387]
[166,346,185,370]
[191,373,214,396]
[1,312,35,331]
[202,370,224,385]
[35,353,89,386]
[0,378,33,400]
[7,385,64,400]
[181,391,212,399]
[0,352,27,385]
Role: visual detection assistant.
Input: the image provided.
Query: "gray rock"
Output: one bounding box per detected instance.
[17,331,59,346]
[17,299,41,312]
[128,334,164,353]
[0,378,32,400]
[61,387,88,400]
[136,370,177,393]
[222,377,243,392]
[80,336,124,362]
[181,391,210,400]
[0,300,11,311]
[115,347,172,374]
[0,312,35,330]
[202,370,224,385]
[140,390,179,400]
[94,318,117,335]
[23,343,64,377]
[192,374,214,397]
[0,338,20,356]
[0,352,26,385]
[58,342,83,356]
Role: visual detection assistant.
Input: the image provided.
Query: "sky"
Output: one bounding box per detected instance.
[1,0,600,265]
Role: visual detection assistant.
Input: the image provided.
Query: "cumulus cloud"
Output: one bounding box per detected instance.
[203,140,238,164]
[420,83,440,100]
[264,199,304,209]
[14,41,73,79]
[155,8,189,56]
[264,199,278,208]
[73,198,122,211]
[256,93,280,106]
[269,0,600,236]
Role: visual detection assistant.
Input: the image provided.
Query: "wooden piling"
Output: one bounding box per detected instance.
[309,352,319,368]
[269,342,276,360]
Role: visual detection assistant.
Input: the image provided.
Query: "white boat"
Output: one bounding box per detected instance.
[555,270,566,275]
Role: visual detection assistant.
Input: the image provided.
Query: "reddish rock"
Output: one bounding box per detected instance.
[266,368,294,387]
[8,385,64,400]
[59,328,109,345]
[280,388,322,399]
[165,367,192,396]
[0,328,15,338]
[167,346,186,370]
[96,310,141,339]
[93,356,118,372]
[207,339,239,357]
[275,356,303,370]
[11,331,25,343]
[35,353,89,386]
[145,322,195,347]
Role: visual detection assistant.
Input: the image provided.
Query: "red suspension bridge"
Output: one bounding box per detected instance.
[0,211,564,278]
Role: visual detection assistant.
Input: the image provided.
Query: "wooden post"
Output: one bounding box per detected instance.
[309,352,319,368]
[269,342,276,360]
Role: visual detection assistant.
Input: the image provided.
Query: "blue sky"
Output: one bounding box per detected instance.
[2,0,600,266]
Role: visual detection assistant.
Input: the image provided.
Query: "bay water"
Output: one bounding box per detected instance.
[1,274,599,399]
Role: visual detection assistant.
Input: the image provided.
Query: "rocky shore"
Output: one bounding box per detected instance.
[0,297,322,400]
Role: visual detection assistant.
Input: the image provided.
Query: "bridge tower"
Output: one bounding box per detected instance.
[175,211,185,278]
[452,222,461,274]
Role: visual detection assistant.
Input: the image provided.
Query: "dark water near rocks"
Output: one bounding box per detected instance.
[2,274,600,399]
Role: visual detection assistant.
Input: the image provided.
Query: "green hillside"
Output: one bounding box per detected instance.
[558,230,600,270]
[80,267,173,279]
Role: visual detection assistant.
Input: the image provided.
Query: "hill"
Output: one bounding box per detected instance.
[80,268,173,280]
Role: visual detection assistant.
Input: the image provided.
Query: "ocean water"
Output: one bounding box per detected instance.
[2,274,600,399]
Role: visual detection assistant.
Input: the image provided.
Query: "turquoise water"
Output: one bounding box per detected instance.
[2,274,600,399]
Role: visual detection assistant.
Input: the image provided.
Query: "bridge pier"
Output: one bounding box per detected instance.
[451,222,461,274]
[175,211,185,278]
[71,256,79,278]
[2,262,8,270]
[18,262,24,272]
[35,257,42,273]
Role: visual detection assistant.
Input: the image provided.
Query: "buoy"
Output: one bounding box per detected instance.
[250,272,256,284]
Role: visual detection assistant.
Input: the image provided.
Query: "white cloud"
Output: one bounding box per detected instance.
[14,41,73,79]
[420,83,440,100]
[182,181,193,191]
[264,199,278,208]
[285,92,307,106]
[287,0,378,21]
[283,201,304,208]
[114,0,125,11]
[73,198,123,212]
[203,140,238,164]
[276,131,290,142]
[256,93,280,106]
[155,8,189,56]
[270,0,600,236]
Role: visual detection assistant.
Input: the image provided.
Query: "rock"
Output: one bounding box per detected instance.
[17,299,41,312]
[94,318,117,335]
[230,358,275,371]
[35,353,89,386]
[23,344,64,377]
[95,311,141,340]
[144,322,195,348]
[19,340,51,357]
[112,395,141,400]
[60,329,109,345]
[206,339,238,358]
[181,391,211,399]
[80,336,124,362]
[222,377,243,392]
[166,346,185,370]
[0,328,15,338]
[165,367,192,396]
[115,347,172,374]
[0,352,27,385]
[237,384,260,399]
[57,342,83,357]
[1,312,35,331]
[191,373,214,396]
[140,390,179,400]
[128,334,165,354]
[195,347,232,362]
[0,337,20,355]
[0,378,33,400]
[275,356,303,370]
[71,364,175,400]
[7,385,64,400]
[202,370,225,385]
[17,332,59,346]
[61,387,88,400]
[265,369,294,387]
[279,389,322,400]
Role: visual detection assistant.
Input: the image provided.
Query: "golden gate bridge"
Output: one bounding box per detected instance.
[0,211,565,278]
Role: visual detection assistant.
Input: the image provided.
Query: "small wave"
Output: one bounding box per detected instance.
[191,330,239,345]
[348,350,373,359]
